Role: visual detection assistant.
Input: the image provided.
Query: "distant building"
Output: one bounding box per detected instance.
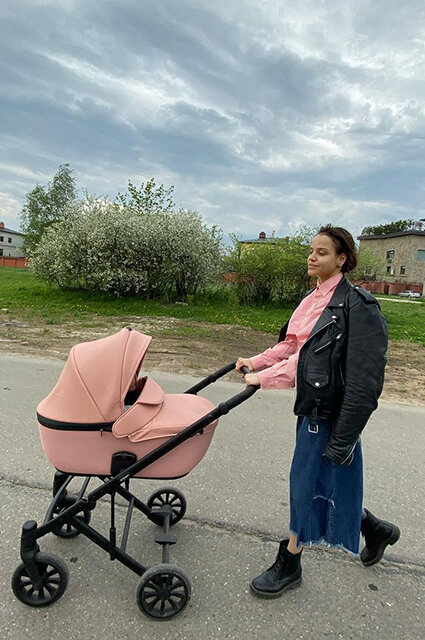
[240,231,278,245]
[358,230,425,295]
[0,221,27,267]
[239,231,290,251]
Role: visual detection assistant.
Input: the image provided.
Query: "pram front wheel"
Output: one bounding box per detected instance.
[147,488,187,526]
[136,564,191,620]
[11,552,69,607]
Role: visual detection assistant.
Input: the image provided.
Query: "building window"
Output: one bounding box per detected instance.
[386,266,394,275]
[7,238,12,243]
[0,248,3,256]
[417,249,425,262]
[386,250,395,260]
[0,236,3,242]
[400,266,406,275]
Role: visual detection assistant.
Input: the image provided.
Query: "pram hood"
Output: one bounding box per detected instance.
[37,328,151,424]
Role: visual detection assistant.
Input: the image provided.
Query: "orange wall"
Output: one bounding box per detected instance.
[0,256,28,268]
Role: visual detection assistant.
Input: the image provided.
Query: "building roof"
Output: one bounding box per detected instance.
[0,224,24,235]
[239,237,278,244]
[358,230,425,241]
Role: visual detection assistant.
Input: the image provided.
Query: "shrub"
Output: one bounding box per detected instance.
[31,199,223,299]
[228,234,311,305]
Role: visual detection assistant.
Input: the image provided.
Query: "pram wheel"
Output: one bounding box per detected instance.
[50,499,91,539]
[11,552,69,607]
[147,488,187,526]
[136,564,191,619]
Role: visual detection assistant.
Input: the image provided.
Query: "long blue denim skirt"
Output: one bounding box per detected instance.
[289,415,363,555]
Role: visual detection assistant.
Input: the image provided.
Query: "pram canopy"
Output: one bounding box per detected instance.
[37,328,151,424]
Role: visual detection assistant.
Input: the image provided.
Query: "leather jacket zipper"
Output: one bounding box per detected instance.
[313,330,344,354]
[303,318,337,349]
[314,340,332,354]
[340,440,358,465]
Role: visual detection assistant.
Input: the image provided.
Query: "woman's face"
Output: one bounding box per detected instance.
[308,234,346,283]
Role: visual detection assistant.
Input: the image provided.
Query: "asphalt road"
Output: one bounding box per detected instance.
[0,353,424,640]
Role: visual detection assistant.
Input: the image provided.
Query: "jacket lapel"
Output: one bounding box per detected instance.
[304,277,350,341]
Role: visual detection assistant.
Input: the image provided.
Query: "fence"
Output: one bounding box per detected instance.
[0,256,28,268]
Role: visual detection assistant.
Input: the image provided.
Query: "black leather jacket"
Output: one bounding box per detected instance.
[279,277,388,466]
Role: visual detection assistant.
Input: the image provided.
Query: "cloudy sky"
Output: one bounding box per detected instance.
[1,0,425,240]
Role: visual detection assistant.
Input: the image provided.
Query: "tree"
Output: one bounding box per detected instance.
[116,177,175,214]
[19,164,77,254]
[361,219,416,236]
[348,246,385,282]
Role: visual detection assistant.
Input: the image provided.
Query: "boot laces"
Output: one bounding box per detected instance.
[268,553,285,576]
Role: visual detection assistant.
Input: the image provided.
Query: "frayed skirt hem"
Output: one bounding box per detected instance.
[289,528,360,558]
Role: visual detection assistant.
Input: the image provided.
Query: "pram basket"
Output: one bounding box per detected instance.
[11,328,257,620]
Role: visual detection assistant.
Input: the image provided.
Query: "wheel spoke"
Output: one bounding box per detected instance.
[45,568,59,578]
[170,578,184,590]
[143,593,158,602]
[168,597,179,610]
[26,586,35,597]
[169,591,185,600]
[146,579,159,591]
[146,596,160,611]
[37,586,46,600]
[44,583,57,596]
[20,579,32,587]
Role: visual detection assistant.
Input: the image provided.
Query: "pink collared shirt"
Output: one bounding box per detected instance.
[250,272,343,390]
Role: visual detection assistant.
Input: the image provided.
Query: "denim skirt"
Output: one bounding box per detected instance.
[289,415,363,555]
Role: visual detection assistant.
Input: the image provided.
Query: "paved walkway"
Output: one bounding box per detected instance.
[1,354,424,640]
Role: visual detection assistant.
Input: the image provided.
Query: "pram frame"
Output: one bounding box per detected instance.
[14,362,257,618]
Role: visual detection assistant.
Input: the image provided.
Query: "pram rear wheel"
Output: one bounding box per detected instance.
[136,564,191,619]
[11,552,69,607]
[50,499,91,538]
[147,488,187,526]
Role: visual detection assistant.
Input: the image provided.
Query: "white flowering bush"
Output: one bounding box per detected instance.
[31,199,223,299]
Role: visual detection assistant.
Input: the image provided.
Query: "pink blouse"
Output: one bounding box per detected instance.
[250,273,343,390]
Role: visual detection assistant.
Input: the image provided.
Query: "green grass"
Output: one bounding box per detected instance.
[1,268,424,345]
[376,297,425,345]
[0,268,292,333]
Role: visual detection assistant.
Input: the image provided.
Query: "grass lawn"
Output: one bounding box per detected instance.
[1,267,424,345]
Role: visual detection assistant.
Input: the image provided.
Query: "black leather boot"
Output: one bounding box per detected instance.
[250,539,302,598]
[360,509,400,567]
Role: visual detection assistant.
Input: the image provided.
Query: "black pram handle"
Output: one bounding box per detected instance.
[184,361,257,396]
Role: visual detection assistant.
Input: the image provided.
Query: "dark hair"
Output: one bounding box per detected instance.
[316,225,358,273]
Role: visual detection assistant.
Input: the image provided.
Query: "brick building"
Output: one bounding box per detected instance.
[358,230,425,295]
[0,221,27,267]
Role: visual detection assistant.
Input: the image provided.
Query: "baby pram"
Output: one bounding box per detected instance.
[11,327,257,620]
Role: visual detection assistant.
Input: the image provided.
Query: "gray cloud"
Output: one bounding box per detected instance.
[1,0,425,239]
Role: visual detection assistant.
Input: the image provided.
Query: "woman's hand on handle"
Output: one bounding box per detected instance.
[244,373,261,387]
[235,357,254,373]
[235,358,260,387]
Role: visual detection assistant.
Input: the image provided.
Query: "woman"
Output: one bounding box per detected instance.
[236,225,400,598]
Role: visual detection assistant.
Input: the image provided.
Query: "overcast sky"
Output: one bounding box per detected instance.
[1,0,425,240]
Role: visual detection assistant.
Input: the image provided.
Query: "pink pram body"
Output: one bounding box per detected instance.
[37,328,218,478]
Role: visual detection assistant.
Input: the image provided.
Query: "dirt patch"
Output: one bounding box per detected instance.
[1,313,424,406]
